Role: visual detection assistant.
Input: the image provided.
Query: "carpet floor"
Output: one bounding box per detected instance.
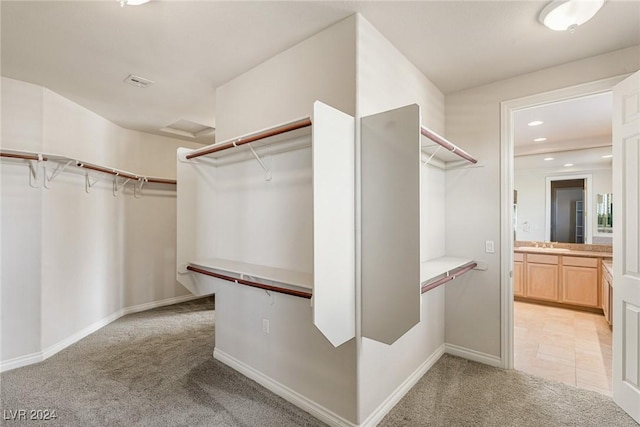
[1,297,637,426]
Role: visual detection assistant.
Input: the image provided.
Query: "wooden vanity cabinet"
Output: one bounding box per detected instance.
[513,252,524,297]
[525,254,559,302]
[560,256,599,308]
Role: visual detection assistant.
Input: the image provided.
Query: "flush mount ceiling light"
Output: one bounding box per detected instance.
[119,0,150,7]
[539,0,605,32]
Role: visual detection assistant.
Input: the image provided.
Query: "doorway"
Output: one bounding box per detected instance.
[550,178,585,243]
[500,77,625,392]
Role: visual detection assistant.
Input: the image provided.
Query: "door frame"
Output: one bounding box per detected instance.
[546,174,592,243]
[499,75,628,369]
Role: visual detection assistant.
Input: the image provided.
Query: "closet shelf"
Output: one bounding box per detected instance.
[187,258,313,299]
[421,257,477,294]
[1,149,177,185]
[420,126,477,166]
[186,117,312,160]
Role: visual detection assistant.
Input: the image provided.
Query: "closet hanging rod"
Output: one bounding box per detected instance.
[1,149,177,185]
[420,127,477,164]
[186,265,313,299]
[186,117,312,160]
[420,262,477,294]
[1,152,49,162]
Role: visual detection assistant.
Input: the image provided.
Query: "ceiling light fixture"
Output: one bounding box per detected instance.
[544,157,554,161]
[602,154,613,158]
[539,0,605,32]
[564,163,574,167]
[119,0,150,7]
[528,120,544,126]
[534,137,547,142]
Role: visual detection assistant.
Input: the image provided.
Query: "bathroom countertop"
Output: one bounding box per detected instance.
[514,246,613,258]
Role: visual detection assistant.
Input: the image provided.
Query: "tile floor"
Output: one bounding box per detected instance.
[514,300,612,396]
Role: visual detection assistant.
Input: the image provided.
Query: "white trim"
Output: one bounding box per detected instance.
[444,343,502,367]
[358,344,445,427]
[0,351,43,373]
[214,348,357,427]
[499,74,629,371]
[1,294,200,372]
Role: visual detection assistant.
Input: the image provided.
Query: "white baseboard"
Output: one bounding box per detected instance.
[214,348,357,427]
[444,343,502,367]
[358,343,446,427]
[1,294,201,373]
[0,351,43,373]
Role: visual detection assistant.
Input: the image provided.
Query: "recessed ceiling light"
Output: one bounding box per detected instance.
[602,154,613,158]
[534,137,547,142]
[119,0,150,6]
[544,157,554,161]
[564,163,574,167]
[528,120,544,126]
[539,0,605,32]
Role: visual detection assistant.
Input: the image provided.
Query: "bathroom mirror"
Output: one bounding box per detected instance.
[597,193,613,233]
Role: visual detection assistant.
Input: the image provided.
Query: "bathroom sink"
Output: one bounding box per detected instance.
[518,246,571,252]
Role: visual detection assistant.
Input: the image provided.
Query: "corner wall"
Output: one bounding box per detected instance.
[355,16,447,424]
[444,46,640,360]
[1,77,201,369]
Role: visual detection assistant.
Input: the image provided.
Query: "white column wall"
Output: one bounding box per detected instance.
[444,46,640,359]
[209,16,358,423]
[355,16,447,423]
[1,77,201,367]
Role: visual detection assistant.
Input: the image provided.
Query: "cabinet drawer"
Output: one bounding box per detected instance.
[526,254,558,265]
[514,252,524,262]
[563,256,598,268]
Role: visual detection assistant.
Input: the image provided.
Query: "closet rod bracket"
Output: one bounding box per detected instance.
[44,160,74,189]
[27,154,45,188]
[247,143,272,181]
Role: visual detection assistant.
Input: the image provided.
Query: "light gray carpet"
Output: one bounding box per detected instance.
[1,297,637,426]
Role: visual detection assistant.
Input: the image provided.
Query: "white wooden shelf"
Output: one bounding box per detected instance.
[190,258,312,291]
[421,256,475,286]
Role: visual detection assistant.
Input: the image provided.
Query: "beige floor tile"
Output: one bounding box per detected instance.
[514,301,612,395]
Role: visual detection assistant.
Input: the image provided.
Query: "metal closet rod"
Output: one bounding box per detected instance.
[186,264,313,299]
[421,262,478,294]
[186,117,312,160]
[420,127,478,164]
[0,150,176,185]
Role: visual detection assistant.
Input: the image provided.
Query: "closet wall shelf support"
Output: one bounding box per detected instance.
[185,117,312,160]
[247,143,272,181]
[420,126,477,165]
[421,262,477,294]
[186,265,313,299]
[1,149,177,191]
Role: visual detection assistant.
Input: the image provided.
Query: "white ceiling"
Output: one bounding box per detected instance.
[2,1,639,144]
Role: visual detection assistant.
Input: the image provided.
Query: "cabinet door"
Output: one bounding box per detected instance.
[561,266,599,307]
[602,272,611,324]
[526,263,559,301]
[513,261,524,297]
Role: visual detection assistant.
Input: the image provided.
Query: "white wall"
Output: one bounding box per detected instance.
[355,15,447,423]
[215,16,356,142]
[206,16,359,424]
[444,46,639,359]
[515,164,612,242]
[1,77,201,368]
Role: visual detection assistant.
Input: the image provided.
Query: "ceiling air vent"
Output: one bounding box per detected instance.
[160,119,215,139]
[123,74,154,88]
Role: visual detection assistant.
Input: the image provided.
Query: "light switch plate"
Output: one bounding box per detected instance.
[485,240,495,253]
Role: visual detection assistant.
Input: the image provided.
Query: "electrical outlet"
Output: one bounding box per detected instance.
[485,240,495,253]
[262,319,270,334]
